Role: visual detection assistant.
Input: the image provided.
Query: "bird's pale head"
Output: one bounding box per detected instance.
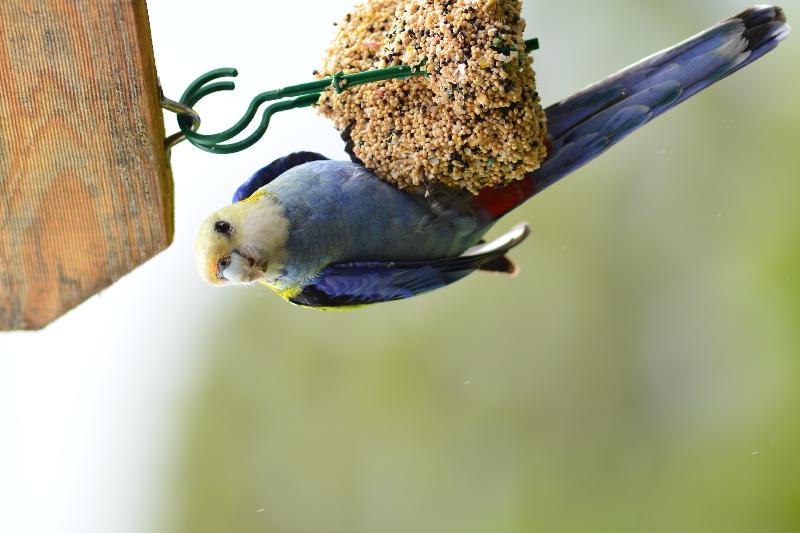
[195,192,289,286]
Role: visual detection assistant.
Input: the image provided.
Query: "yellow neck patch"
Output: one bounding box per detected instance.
[258,281,369,311]
[260,281,302,301]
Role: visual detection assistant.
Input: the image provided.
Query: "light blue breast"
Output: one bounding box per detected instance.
[263,161,490,286]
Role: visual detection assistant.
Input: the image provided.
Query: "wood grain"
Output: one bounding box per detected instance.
[0,0,172,330]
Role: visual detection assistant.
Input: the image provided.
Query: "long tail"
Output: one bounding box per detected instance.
[475,5,790,220]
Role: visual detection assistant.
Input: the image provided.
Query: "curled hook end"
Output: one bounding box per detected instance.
[332,71,346,94]
[188,81,237,106]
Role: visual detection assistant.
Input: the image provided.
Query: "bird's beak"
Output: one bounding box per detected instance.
[218,250,265,284]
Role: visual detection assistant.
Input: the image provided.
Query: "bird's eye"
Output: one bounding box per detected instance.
[214,220,232,235]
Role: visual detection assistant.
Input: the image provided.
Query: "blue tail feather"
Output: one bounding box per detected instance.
[529,5,790,196]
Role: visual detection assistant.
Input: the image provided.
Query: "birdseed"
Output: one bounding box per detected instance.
[317,0,547,194]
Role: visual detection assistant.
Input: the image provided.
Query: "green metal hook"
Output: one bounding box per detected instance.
[178,64,428,153]
[173,37,540,155]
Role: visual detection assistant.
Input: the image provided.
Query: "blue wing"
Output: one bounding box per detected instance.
[232,151,329,203]
[289,223,530,308]
[530,5,790,195]
[290,264,471,308]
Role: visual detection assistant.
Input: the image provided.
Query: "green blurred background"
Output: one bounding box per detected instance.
[3,1,798,532]
[166,1,800,532]
[162,1,800,532]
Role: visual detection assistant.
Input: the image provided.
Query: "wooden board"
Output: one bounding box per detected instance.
[0,0,172,330]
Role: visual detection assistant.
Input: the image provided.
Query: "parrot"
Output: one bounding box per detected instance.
[195,6,790,309]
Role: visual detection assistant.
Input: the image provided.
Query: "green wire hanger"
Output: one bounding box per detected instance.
[171,38,540,155]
